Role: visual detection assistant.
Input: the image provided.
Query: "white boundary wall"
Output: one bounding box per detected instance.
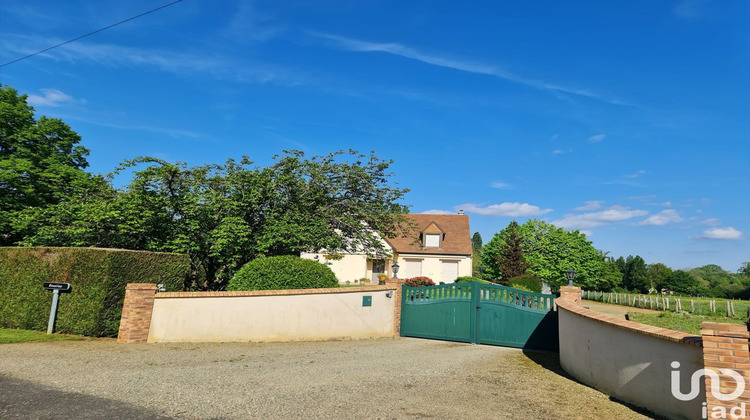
[557,299,704,420]
[148,287,397,343]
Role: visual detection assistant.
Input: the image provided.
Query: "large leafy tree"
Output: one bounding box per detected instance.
[482,219,605,290]
[623,255,648,293]
[689,264,750,298]
[646,263,673,292]
[739,262,750,277]
[495,221,530,283]
[596,255,623,292]
[0,85,100,245]
[471,231,483,277]
[662,270,702,295]
[21,150,410,290]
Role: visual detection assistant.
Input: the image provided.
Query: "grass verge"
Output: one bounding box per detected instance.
[628,311,747,335]
[0,328,85,344]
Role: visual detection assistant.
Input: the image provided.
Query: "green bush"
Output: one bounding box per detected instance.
[508,275,542,293]
[455,276,490,284]
[0,247,189,337]
[228,255,339,291]
[509,284,533,293]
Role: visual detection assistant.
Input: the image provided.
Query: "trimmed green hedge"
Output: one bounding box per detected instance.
[0,247,189,337]
[454,276,491,284]
[508,275,543,293]
[228,255,339,291]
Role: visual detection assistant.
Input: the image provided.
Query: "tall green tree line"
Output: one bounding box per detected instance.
[1,85,410,290]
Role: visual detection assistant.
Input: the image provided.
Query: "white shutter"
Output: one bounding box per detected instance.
[404,259,422,278]
[441,261,459,283]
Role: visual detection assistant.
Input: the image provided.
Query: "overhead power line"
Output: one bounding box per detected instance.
[0,0,184,69]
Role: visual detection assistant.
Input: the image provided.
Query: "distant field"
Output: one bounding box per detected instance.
[583,290,750,320]
[628,312,746,335]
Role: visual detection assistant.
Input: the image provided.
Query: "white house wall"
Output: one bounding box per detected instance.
[300,252,372,284]
[395,254,471,284]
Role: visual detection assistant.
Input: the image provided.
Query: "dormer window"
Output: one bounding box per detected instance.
[421,221,444,248]
[425,233,441,248]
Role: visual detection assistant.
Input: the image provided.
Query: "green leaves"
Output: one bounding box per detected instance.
[0,85,96,245]
[16,149,409,290]
[482,219,610,291]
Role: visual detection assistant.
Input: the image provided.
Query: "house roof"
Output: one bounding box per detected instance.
[386,214,472,256]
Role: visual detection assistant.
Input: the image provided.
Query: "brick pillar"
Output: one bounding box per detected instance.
[701,322,750,417]
[385,278,405,335]
[559,286,582,305]
[117,283,157,344]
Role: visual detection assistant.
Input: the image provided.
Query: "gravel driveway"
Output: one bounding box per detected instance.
[0,337,652,419]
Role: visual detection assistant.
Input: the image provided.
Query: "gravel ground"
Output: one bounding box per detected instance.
[0,337,653,419]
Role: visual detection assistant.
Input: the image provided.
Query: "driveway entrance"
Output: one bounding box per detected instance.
[400,282,559,351]
[0,338,650,419]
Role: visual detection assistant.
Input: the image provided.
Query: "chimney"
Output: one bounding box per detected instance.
[458,209,464,215]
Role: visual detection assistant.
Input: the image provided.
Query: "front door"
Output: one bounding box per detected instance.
[372,259,385,283]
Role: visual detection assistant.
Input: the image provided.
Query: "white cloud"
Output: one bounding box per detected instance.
[1,34,301,86]
[574,201,604,211]
[661,201,672,207]
[552,149,564,154]
[588,133,606,142]
[314,33,627,105]
[700,227,743,240]
[697,218,720,226]
[458,202,553,217]
[673,0,710,20]
[551,206,648,229]
[635,210,684,226]
[420,209,454,215]
[26,88,82,107]
[550,134,559,140]
[624,170,646,178]
[490,181,512,190]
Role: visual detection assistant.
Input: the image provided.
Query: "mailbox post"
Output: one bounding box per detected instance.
[43,283,71,334]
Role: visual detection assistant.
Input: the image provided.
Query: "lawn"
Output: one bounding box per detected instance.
[628,311,747,335]
[584,290,750,318]
[0,328,85,344]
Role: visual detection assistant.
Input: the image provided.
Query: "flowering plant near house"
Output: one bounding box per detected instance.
[404,276,435,287]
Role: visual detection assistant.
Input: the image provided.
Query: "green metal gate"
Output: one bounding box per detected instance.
[400,282,558,351]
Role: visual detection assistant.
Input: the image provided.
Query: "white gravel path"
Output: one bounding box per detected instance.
[0,337,651,419]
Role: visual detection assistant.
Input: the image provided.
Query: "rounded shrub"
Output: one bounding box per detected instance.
[404,276,435,287]
[508,275,542,293]
[228,255,339,291]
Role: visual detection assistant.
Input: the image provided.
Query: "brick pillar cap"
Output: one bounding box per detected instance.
[125,283,158,290]
[701,322,749,332]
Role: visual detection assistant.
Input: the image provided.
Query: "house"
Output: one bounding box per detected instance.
[301,213,473,284]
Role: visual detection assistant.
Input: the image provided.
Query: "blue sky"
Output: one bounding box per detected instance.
[1,0,748,271]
